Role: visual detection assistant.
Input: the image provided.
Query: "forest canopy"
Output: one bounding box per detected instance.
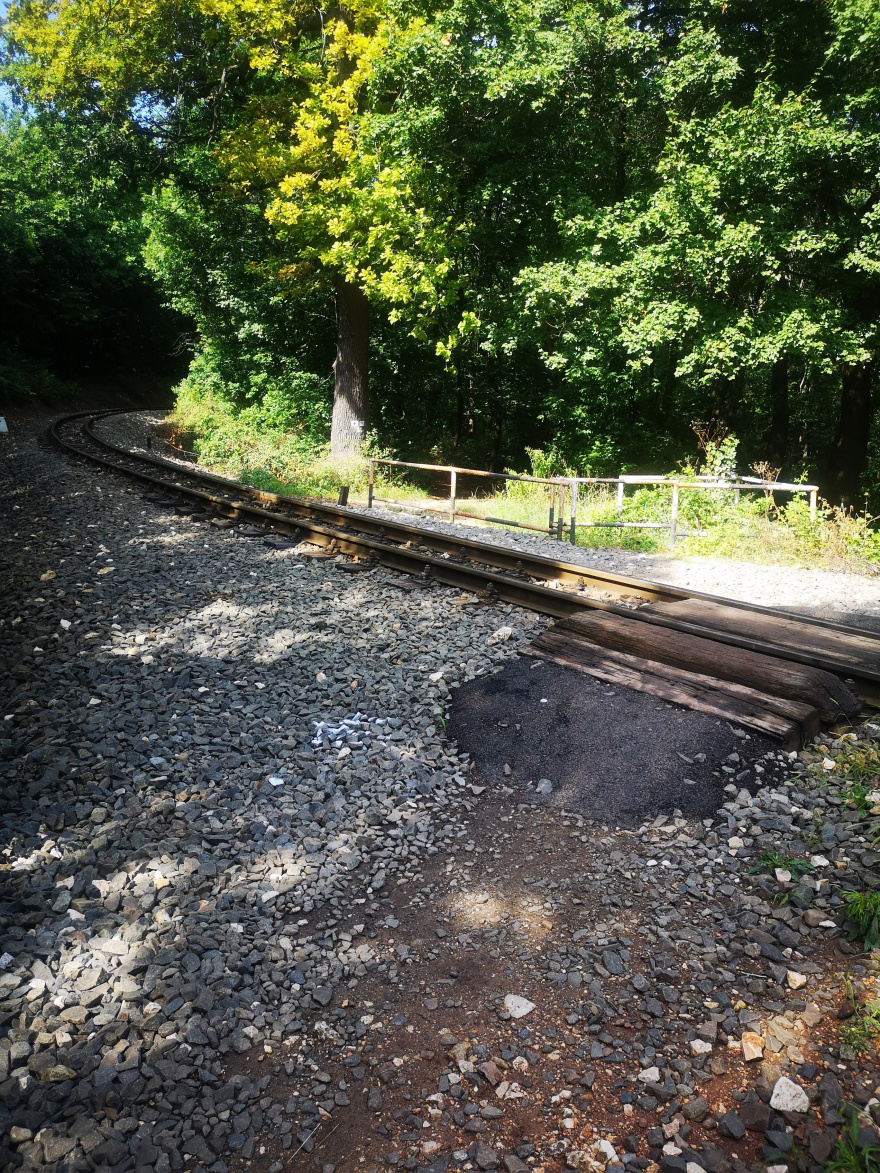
[1,0,878,501]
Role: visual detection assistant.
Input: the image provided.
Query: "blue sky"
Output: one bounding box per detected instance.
[0,0,11,106]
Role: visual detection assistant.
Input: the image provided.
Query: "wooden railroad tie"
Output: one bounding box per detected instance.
[527,609,862,749]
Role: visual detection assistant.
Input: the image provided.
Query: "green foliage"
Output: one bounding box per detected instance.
[0,106,182,398]
[749,851,814,880]
[825,1106,880,1172]
[834,744,880,783]
[2,0,880,506]
[842,889,880,952]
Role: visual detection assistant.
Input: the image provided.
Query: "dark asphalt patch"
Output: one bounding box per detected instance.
[448,655,780,825]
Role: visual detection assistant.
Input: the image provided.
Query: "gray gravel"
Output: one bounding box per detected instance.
[2,414,879,1173]
[0,416,539,1171]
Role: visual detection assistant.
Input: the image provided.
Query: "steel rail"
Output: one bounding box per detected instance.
[50,410,880,697]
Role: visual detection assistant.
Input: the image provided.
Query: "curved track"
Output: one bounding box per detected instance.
[52,410,880,698]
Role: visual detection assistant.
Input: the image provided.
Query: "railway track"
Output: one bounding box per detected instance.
[52,410,880,746]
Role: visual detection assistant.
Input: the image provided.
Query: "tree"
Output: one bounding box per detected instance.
[519,5,880,499]
[2,0,451,455]
[0,105,182,397]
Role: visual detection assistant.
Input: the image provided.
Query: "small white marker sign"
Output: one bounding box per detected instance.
[0,418,7,433]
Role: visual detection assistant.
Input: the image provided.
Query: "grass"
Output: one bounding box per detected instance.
[834,743,880,783]
[843,889,880,951]
[825,1112,880,1173]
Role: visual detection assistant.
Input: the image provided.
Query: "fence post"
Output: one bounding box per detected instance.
[669,482,680,551]
[569,479,578,544]
[367,460,374,509]
[548,483,556,535]
[810,489,817,523]
[449,469,457,522]
[617,479,625,521]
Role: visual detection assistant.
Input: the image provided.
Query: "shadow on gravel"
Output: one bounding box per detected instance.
[448,655,775,824]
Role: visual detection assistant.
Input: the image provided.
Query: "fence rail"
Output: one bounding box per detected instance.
[367,458,819,549]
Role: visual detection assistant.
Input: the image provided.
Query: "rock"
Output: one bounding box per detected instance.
[699,1149,731,1173]
[682,1097,709,1123]
[818,1073,843,1110]
[689,1040,712,1057]
[42,1137,77,1163]
[661,1158,687,1173]
[602,950,625,975]
[367,1089,384,1112]
[9,1128,32,1144]
[741,1032,764,1061]
[91,1139,128,1165]
[769,1076,810,1114]
[739,1098,771,1132]
[474,1141,499,1170]
[765,1131,792,1154]
[803,909,824,927]
[638,1067,661,1083]
[568,1140,618,1170]
[503,1158,529,1173]
[786,970,807,990]
[716,1113,745,1141]
[808,1132,835,1163]
[503,995,535,1019]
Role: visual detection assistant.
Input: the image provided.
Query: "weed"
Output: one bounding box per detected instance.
[842,1002,880,1055]
[842,889,880,951]
[842,779,877,813]
[749,850,814,879]
[824,1111,880,1173]
[801,811,826,850]
[835,743,880,784]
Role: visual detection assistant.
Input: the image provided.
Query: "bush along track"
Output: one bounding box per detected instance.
[0,418,879,1173]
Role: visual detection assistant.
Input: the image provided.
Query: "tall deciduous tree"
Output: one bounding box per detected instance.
[519,3,880,501]
[3,0,454,456]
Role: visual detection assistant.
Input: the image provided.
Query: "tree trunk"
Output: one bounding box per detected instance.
[829,362,872,507]
[765,357,789,472]
[330,278,369,460]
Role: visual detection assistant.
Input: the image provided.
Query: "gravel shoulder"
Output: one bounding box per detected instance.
[1,415,879,1173]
